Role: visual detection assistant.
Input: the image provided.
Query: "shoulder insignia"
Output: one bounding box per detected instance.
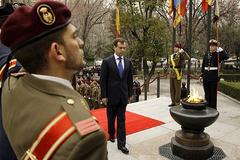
[75,117,100,136]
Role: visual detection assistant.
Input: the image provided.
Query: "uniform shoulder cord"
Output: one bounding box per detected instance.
[170,54,182,80]
[1,54,13,88]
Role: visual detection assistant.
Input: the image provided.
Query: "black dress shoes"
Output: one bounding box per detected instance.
[168,103,175,107]
[118,145,129,154]
[109,136,115,143]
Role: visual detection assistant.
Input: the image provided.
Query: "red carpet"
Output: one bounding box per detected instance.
[91,108,164,139]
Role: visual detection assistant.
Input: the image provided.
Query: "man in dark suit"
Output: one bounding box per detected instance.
[100,38,133,154]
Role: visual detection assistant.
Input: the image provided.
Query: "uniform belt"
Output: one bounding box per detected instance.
[21,112,76,160]
[204,67,218,70]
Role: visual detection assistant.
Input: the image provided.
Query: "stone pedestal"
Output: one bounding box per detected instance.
[170,106,219,160]
[171,130,214,160]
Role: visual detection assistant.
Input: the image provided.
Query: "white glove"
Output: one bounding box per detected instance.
[179,48,184,53]
[217,47,223,52]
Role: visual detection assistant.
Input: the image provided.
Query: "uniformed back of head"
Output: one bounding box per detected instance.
[0,0,71,73]
[209,39,218,46]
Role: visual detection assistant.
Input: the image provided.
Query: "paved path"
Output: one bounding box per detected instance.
[107,78,240,160]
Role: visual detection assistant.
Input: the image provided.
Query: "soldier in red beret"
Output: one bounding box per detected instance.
[168,43,190,107]
[0,0,107,159]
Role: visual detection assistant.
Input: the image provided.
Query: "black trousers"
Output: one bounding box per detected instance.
[203,81,218,109]
[107,102,126,146]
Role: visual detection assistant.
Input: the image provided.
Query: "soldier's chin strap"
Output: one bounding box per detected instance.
[171,54,182,80]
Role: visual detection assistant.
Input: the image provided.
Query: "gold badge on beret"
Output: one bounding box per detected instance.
[37,4,55,25]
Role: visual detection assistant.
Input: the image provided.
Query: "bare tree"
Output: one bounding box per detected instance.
[68,0,112,59]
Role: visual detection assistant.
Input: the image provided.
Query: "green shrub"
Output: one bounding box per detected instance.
[219,81,240,101]
[221,74,240,82]
[222,69,240,74]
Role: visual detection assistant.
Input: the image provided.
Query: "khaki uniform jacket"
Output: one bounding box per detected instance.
[2,73,108,160]
[169,51,190,78]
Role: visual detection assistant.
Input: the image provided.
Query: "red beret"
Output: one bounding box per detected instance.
[0,0,71,51]
[174,43,182,49]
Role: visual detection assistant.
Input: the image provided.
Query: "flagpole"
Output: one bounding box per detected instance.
[187,0,193,93]
[115,0,120,38]
[207,5,212,51]
[172,1,176,55]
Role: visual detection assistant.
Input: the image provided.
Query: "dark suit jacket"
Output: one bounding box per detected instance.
[100,55,133,105]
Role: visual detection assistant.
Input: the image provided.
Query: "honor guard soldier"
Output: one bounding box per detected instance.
[169,43,190,106]
[200,39,229,109]
[0,1,108,159]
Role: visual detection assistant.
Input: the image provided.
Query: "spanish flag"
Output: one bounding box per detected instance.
[115,4,120,38]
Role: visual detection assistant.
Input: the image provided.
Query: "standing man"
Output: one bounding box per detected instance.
[1,1,107,159]
[200,39,229,109]
[169,43,190,107]
[100,38,133,154]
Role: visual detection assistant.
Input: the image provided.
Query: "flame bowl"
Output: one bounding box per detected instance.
[170,106,219,131]
[181,98,207,110]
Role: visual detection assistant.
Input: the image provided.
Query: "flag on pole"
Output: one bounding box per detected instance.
[208,0,214,5]
[173,0,179,8]
[181,0,188,17]
[169,0,174,15]
[115,3,120,38]
[213,0,219,23]
[173,4,181,27]
[202,0,208,12]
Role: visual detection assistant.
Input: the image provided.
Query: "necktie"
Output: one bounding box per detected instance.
[118,57,123,78]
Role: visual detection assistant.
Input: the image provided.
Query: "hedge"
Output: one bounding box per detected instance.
[219,81,240,101]
[221,74,240,82]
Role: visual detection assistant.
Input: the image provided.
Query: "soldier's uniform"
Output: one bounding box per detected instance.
[169,43,190,106]
[2,74,108,160]
[201,39,229,109]
[0,1,108,159]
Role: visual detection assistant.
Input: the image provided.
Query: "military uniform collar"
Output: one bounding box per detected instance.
[32,74,73,89]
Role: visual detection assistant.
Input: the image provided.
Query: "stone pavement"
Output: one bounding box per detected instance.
[107,79,240,160]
